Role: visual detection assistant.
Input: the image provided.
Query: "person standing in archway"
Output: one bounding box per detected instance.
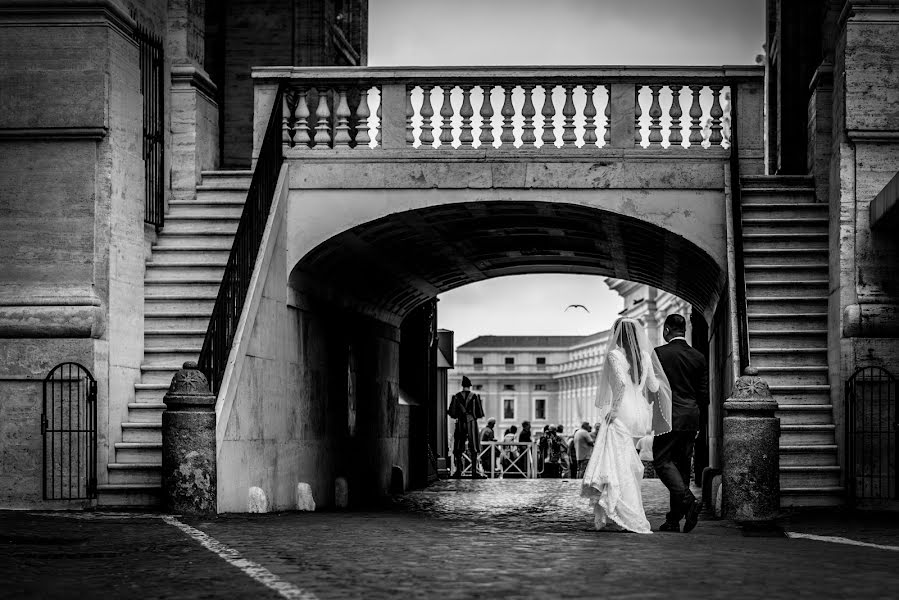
[447,376,485,479]
[653,314,709,533]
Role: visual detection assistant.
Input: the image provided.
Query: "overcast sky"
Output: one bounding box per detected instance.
[368,0,765,347]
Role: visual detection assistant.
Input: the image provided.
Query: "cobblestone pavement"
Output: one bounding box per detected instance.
[3,479,899,599]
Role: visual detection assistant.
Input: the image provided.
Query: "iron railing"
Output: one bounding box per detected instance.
[135,24,165,228]
[458,442,539,478]
[198,87,285,393]
[728,85,750,372]
[42,362,97,500]
[847,366,897,502]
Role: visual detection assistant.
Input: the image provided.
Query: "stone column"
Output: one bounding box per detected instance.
[722,366,780,522]
[162,361,216,515]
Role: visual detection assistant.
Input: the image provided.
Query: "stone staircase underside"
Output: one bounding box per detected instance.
[97,170,250,507]
[741,175,842,507]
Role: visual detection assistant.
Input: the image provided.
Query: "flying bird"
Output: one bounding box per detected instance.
[565,304,590,313]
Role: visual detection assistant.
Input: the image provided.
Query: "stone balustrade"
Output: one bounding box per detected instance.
[253,66,762,155]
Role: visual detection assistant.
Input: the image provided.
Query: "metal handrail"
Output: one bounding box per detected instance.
[458,441,539,478]
[198,86,284,393]
[728,85,750,372]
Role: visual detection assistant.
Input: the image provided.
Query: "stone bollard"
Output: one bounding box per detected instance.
[162,361,217,516]
[722,365,780,522]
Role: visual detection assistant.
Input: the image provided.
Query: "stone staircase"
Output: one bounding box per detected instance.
[740,175,841,507]
[97,171,250,507]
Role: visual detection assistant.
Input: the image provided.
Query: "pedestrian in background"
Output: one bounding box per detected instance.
[447,376,485,479]
[556,424,571,478]
[480,418,497,477]
[573,421,595,478]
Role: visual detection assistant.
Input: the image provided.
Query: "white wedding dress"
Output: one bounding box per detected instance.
[581,348,659,534]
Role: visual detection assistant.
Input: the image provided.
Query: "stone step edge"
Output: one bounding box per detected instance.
[744,263,828,269]
[780,487,844,494]
[748,312,827,318]
[108,463,161,470]
[780,465,841,472]
[777,404,833,411]
[751,347,828,353]
[145,278,223,284]
[127,402,166,409]
[144,311,212,317]
[754,366,828,372]
[169,199,245,206]
[145,328,208,335]
[745,280,829,286]
[748,296,828,302]
[97,483,161,491]
[741,202,826,208]
[743,232,828,238]
[144,347,202,354]
[115,442,162,449]
[164,214,241,221]
[781,424,836,430]
[146,261,227,268]
[121,422,161,429]
[145,294,217,301]
[149,246,233,252]
[769,385,830,391]
[141,365,185,372]
[135,383,171,390]
[749,329,827,335]
[744,248,828,254]
[743,217,828,223]
[780,444,837,452]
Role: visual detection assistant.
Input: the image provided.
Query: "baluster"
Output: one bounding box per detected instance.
[603,89,611,145]
[583,84,597,146]
[439,84,454,148]
[283,88,299,147]
[419,85,434,147]
[334,87,352,146]
[375,97,382,146]
[405,85,415,146]
[541,84,556,147]
[295,88,311,147]
[500,84,515,146]
[688,85,704,146]
[648,84,663,146]
[313,87,331,148]
[459,85,474,147]
[479,85,495,147]
[354,87,371,147]
[521,85,536,146]
[709,84,724,146]
[634,86,642,146]
[561,84,576,146]
[668,85,683,147]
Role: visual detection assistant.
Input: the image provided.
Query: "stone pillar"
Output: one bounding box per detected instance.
[722,366,780,522]
[162,361,216,515]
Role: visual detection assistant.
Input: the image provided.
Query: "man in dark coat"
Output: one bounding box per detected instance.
[653,314,709,533]
[447,376,485,478]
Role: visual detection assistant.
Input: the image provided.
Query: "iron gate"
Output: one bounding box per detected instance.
[135,23,165,228]
[847,366,897,502]
[42,362,97,500]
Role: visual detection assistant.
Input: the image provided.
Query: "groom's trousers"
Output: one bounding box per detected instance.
[652,430,696,523]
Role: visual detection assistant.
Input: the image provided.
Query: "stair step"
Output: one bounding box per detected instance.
[741,175,815,188]
[147,248,231,265]
[107,465,161,488]
[96,483,161,507]
[754,366,829,387]
[145,329,207,348]
[744,263,829,282]
[145,280,222,297]
[144,313,211,331]
[747,312,827,330]
[780,444,838,466]
[121,423,161,443]
[749,329,827,349]
[146,297,215,314]
[745,280,829,297]
[742,233,828,250]
[167,202,244,218]
[199,169,253,189]
[744,248,828,266]
[780,465,842,488]
[777,404,834,425]
[140,365,184,384]
[145,263,227,281]
[134,383,169,403]
[161,219,240,235]
[741,203,827,218]
[780,423,836,445]
[751,347,828,368]
[768,384,832,404]
[143,348,202,367]
[153,232,235,249]
[780,488,845,507]
[126,402,165,422]
[114,442,162,463]
[747,296,828,313]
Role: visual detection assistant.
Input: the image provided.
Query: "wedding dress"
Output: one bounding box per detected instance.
[581,318,673,534]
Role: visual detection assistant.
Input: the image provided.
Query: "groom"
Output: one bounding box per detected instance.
[653,314,708,533]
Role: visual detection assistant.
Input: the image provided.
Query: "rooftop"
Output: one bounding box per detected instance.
[457,333,607,350]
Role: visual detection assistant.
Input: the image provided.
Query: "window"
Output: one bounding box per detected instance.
[536,357,546,365]
[503,384,515,391]
[505,357,514,364]
[534,399,546,420]
[473,357,483,365]
[534,384,546,391]
[503,398,515,420]
[474,384,483,390]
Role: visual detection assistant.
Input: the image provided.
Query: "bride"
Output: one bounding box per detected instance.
[581,317,673,534]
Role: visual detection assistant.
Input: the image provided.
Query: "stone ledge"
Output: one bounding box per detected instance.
[170,65,218,104]
[0,127,107,140]
[0,0,135,38]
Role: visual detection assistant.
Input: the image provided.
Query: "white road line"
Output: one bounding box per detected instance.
[162,516,319,600]
[786,531,899,552]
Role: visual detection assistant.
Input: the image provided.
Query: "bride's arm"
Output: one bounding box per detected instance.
[607,351,628,419]
[644,350,660,395]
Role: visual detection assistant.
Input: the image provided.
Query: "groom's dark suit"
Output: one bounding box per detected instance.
[653,337,709,525]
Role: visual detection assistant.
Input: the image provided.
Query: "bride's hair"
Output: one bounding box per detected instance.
[614,317,643,385]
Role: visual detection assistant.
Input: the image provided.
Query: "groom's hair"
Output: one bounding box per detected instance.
[664,314,687,334]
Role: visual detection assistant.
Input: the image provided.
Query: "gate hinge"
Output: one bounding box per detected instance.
[88,381,97,403]
[40,414,47,435]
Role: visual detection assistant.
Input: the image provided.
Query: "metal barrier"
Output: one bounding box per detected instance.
[134,23,165,229]
[457,442,539,478]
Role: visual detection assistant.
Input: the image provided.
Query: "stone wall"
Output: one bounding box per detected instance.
[828,2,899,475]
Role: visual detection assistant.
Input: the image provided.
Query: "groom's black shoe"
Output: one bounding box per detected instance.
[658,521,681,532]
[683,498,703,533]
